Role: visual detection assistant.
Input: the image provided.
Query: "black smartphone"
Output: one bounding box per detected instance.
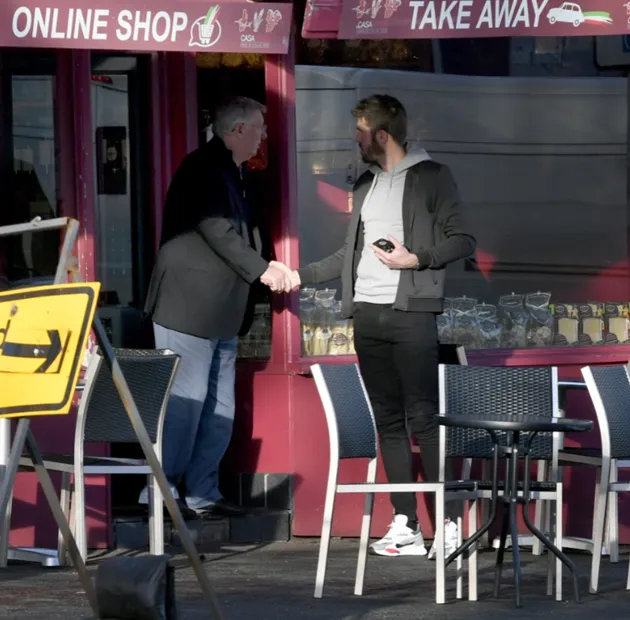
[373,238,395,253]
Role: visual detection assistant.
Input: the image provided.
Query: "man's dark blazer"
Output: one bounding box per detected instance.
[145,137,268,339]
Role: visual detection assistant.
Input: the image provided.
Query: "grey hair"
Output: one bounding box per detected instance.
[212,97,266,139]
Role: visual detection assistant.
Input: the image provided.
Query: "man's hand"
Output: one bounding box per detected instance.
[261,264,292,292]
[369,235,419,270]
[269,261,301,292]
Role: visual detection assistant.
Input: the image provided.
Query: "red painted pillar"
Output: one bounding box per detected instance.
[149,53,170,250]
[63,51,96,282]
[55,53,77,221]
[151,52,198,247]
[265,38,300,367]
[166,53,198,175]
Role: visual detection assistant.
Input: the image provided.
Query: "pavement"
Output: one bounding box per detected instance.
[1,539,630,619]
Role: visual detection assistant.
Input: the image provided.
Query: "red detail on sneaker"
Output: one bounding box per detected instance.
[384,548,400,555]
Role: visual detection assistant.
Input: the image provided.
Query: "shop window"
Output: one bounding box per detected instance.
[0,53,60,291]
[295,0,434,70]
[298,38,434,71]
[295,65,628,354]
[439,37,511,76]
[510,36,625,77]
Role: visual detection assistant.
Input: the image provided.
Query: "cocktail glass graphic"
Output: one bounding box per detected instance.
[384,0,401,18]
[265,9,283,33]
[201,6,220,44]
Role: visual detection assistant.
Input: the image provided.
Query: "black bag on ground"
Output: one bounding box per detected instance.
[95,554,177,620]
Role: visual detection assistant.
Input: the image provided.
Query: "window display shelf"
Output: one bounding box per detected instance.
[466,343,630,367]
[290,343,630,375]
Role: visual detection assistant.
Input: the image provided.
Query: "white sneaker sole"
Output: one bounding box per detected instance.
[428,545,457,561]
[371,543,428,557]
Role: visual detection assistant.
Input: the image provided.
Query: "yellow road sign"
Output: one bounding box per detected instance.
[0,282,100,419]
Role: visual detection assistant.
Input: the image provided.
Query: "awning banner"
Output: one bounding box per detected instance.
[337,0,626,39]
[0,2,292,53]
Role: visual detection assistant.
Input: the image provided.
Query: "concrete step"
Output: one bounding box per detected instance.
[113,509,291,551]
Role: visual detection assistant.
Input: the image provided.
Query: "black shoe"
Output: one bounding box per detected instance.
[195,499,246,518]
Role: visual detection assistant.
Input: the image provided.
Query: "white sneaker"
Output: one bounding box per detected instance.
[428,518,458,560]
[370,515,427,557]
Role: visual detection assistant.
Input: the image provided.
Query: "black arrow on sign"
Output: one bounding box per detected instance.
[1,329,63,373]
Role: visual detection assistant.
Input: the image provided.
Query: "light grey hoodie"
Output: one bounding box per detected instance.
[354,147,432,304]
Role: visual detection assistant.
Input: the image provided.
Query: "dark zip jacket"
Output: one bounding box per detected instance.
[297,160,476,317]
[145,137,268,339]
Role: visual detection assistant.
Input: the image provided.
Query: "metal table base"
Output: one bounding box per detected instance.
[443,421,589,608]
[7,547,60,567]
[492,534,609,555]
[0,421,64,568]
[489,381,602,558]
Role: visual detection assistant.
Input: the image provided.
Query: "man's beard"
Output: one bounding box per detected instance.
[360,137,384,164]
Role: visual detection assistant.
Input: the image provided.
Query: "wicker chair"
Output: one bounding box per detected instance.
[439,364,565,601]
[17,348,180,564]
[564,365,630,593]
[312,362,479,605]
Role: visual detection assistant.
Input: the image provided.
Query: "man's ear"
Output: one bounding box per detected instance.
[375,129,388,147]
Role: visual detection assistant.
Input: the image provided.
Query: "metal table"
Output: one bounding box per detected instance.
[439,413,593,607]
[491,380,593,555]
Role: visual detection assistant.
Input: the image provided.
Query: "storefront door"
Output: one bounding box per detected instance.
[90,54,159,513]
[91,55,153,325]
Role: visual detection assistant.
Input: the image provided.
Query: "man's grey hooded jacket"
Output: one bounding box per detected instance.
[297,155,476,318]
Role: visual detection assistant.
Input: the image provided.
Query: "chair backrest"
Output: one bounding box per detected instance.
[582,365,630,460]
[78,348,180,445]
[439,364,559,459]
[311,363,378,461]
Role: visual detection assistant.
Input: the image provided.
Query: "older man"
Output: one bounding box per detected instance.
[142,97,289,519]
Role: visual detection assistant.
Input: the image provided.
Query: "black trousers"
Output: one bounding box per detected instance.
[353,302,462,524]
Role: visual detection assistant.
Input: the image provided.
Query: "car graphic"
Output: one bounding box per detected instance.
[547,2,585,26]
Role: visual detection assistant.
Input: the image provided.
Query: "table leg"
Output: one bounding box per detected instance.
[522,506,579,602]
[521,454,580,603]
[511,502,522,607]
[521,448,579,602]
[446,447,500,568]
[493,432,523,607]
[493,504,511,598]
[509,438,522,608]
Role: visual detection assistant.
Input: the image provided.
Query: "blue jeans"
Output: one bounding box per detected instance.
[153,323,237,510]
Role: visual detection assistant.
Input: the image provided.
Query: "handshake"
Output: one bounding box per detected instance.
[260,261,301,293]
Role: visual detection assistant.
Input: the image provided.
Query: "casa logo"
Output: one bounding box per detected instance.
[189,6,222,48]
[357,20,374,28]
[353,0,401,20]
[234,7,283,43]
